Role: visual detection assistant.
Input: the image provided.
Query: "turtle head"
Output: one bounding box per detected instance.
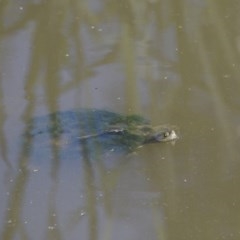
[103,123,178,148]
[139,125,179,144]
[152,128,178,142]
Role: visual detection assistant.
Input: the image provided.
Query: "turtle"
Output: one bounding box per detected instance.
[23,109,178,157]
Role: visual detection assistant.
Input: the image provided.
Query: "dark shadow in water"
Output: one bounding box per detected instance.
[3,107,173,239]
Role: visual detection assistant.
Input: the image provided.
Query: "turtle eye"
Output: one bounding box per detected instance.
[164,132,170,138]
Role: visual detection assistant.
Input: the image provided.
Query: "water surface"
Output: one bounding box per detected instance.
[1,1,240,240]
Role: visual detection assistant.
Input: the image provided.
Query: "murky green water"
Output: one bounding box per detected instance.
[1,1,240,240]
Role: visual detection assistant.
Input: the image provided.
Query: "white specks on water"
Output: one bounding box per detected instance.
[183,178,188,183]
[96,192,104,200]
[223,74,231,78]
[90,26,103,32]
[7,219,16,226]
[48,225,56,230]
[80,194,84,199]
[80,210,86,216]
[19,6,24,11]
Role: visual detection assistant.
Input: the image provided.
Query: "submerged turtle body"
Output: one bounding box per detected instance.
[25,109,178,155]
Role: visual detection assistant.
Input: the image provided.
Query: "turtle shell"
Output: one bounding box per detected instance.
[23,109,177,157]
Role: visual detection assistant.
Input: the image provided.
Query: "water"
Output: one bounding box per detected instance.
[1,1,240,239]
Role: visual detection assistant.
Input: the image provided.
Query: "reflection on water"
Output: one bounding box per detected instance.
[1,0,240,240]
